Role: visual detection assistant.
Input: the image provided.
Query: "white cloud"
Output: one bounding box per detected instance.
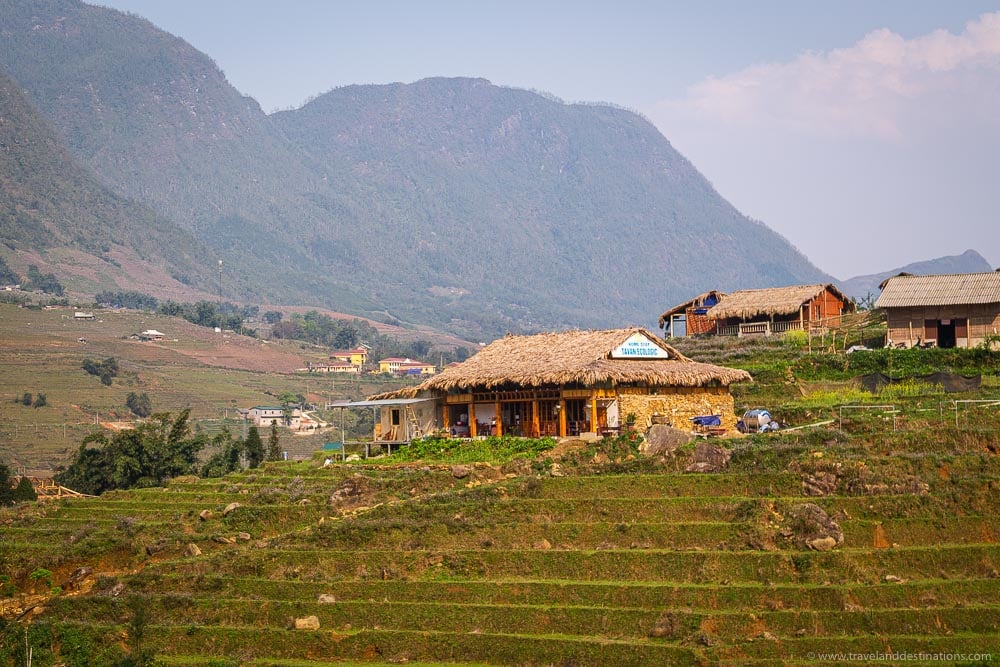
[643,12,1000,278]
[653,11,1000,141]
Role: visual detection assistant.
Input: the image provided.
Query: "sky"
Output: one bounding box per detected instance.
[93,1,1000,279]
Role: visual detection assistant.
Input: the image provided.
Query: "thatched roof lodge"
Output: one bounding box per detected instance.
[658,290,726,337]
[703,284,853,337]
[876,271,1000,348]
[373,327,751,439]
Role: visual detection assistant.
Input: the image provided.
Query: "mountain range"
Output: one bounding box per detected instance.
[1,0,977,341]
[839,249,994,302]
[0,67,216,299]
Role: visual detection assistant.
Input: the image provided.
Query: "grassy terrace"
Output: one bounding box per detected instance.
[3,437,1000,665]
[2,331,999,664]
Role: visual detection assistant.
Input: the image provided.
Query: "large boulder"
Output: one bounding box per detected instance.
[685,442,731,473]
[294,615,320,630]
[785,503,844,550]
[641,425,693,457]
[802,471,839,496]
[329,474,374,507]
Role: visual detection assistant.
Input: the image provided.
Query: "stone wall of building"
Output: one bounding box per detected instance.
[618,387,738,433]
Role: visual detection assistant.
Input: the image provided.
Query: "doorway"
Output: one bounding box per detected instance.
[925,318,962,348]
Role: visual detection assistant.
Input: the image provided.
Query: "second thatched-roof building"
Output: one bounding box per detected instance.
[373,327,751,439]
[660,284,854,337]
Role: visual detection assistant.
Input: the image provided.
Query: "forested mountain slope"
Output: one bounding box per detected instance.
[0,0,831,338]
[0,67,215,297]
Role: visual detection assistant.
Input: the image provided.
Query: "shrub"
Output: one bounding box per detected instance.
[125,392,151,418]
[784,329,808,348]
[82,357,119,386]
[371,435,556,465]
[12,476,37,502]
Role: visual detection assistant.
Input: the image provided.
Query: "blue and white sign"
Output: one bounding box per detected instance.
[611,332,672,359]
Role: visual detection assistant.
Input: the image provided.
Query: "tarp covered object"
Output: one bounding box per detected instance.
[859,372,981,393]
[691,415,722,427]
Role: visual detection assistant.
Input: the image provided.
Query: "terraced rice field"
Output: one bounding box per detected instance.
[2,441,999,665]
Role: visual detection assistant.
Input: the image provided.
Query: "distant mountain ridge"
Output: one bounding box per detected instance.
[0,0,831,339]
[839,249,994,302]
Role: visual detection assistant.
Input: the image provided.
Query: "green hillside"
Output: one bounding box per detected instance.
[2,321,999,664]
[0,0,830,339]
[2,425,999,664]
[0,303,416,471]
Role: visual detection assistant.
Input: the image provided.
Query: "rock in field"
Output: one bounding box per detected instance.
[642,425,692,457]
[294,615,320,630]
[685,442,731,473]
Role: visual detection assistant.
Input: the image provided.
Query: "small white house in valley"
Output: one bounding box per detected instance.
[246,406,302,429]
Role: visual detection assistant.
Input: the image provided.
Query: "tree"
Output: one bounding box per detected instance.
[126,392,152,418]
[32,393,46,408]
[267,422,282,461]
[0,462,14,506]
[125,594,154,666]
[24,264,64,295]
[199,429,242,478]
[333,326,358,349]
[244,426,264,468]
[82,357,119,386]
[55,410,205,494]
[12,476,37,503]
[277,391,299,426]
[0,256,19,285]
[263,310,283,324]
[21,392,31,406]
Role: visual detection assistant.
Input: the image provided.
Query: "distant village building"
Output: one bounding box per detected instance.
[307,360,359,374]
[136,329,166,341]
[330,347,368,367]
[371,328,751,439]
[246,406,302,429]
[876,271,1000,348]
[73,311,95,320]
[378,357,437,376]
[660,284,853,337]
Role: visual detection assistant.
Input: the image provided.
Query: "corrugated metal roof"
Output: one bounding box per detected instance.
[875,272,1000,308]
[336,398,434,408]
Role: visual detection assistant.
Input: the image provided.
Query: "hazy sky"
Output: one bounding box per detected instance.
[93,1,1000,278]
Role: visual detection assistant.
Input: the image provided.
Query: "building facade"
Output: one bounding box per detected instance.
[876,271,1000,348]
[372,328,751,439]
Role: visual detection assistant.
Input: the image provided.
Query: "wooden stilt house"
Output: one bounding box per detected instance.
[706,284,853,336]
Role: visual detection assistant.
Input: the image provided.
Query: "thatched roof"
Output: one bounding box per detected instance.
[658,290,727,327]
[875,271,1000,309]
[372,328,750,399]
[706,284,852,320]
